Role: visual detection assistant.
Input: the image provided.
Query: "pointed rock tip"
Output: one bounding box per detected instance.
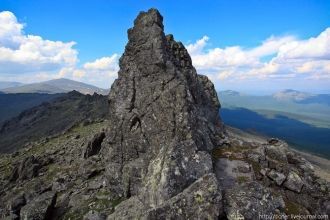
[133,8,164,30]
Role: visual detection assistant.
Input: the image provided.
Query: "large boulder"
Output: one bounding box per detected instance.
[108,174,222,220]
[224,181,285,219]
[9,156,41,182]
[20,191,57,220]
[283,171,304,193]
[265,144,288,163]
[267,169,286,186]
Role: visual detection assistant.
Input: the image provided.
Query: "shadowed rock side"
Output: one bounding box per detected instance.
[101,8,225,218]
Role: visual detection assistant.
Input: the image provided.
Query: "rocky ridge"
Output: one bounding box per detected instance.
[0,91,108,153]
[0,8,329,220]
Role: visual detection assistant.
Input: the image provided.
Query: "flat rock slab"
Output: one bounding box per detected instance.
[224,181,285,219]
[215,158,254,189]
[107,173,222,220]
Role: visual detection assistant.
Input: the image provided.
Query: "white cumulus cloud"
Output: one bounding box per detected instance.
[1,10,329,91]
[0,11,78,74]
[58,55,120,88]
[0,11,120,88]
[187,28,330,83]
[84,54,119,72]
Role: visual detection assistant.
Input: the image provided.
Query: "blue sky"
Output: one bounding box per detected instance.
[0,0,330,93]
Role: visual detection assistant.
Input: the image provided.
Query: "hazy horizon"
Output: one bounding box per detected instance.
[0,0,329,93]
[2,77,330,95]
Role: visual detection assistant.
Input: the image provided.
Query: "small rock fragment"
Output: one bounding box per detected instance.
[283,171,304,193]
[267,169,286,186]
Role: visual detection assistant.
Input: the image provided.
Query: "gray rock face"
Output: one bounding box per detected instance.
[284,171,304,193]
[144,174,222,219]
[224,181,285,220]
[84,210,106,220]
[10,156,41,182]
[265,143,288,162]
[215,158,254,189]
[9,194,26,217]
[215,128,330,218]
[20,191,56,220]
[108,173,222,220]
[267,169,286,186]
[102,8,224,217]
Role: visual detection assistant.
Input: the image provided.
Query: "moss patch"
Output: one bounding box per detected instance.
[212,146,244,160]
[237,176,249,184]
[284,198,303,215]
[247,159,261,174]
[62,196,124,219]
[194,192,204,203]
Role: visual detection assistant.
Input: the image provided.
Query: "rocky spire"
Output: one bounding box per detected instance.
[103,8,224,218]
[107,7,223,157]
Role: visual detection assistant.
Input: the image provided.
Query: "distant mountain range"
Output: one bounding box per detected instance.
[221,89,330,105]
[0,78,109,95]
[0,91,108,153]
[272,89,312,102]
[272,89,330,105]
[219,89,330,158]
[0,78,109,125]
[0,81,24,90]
[219,89,330,128]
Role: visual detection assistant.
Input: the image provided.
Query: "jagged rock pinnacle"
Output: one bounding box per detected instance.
[103,8,225,218]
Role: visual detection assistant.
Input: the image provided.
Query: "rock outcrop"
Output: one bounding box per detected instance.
[20,191,57,220]
[0,8,329,220]
[0,91,109,154]
[102,8,224,218]
[215,128,330,218]
[9,156,41,182]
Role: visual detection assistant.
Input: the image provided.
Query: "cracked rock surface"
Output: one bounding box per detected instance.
[102,8,224,218]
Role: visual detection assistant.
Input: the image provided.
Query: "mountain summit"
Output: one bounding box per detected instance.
[0,8,329,220]
[1,78,108,95]
[273,89,312,101]
[103,8,224,218]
